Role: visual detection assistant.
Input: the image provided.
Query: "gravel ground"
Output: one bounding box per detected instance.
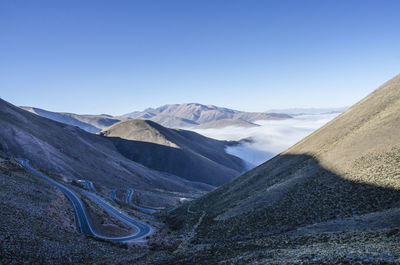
[0,160,149,264]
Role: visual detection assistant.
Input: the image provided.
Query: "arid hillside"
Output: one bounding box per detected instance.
[101,119,247,186]
[0,159,147,264]
[0,99,212,208]
[164,74,400,264]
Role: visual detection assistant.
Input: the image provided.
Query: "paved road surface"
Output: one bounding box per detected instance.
[16,158,153,242]
[82,180,157,214]
[125,188,157,214]
[110,189,118,200]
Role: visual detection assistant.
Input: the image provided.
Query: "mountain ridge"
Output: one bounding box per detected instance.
[100,119,247,186]
[120,103,291,128]
[20,106,120,133]
[20,103,292,132]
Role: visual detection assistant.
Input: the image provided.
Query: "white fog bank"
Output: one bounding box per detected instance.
[192,113,341,169]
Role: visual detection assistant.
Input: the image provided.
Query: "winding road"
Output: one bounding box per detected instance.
[16,158,154,242]
[126,188,134,204]
[79,180,113,201]
[82,180,157,214]
[110,189,118,200]
[125,188,157,214]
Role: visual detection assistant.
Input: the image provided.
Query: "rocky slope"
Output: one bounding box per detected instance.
[100,119,247,186]
[1,99,212,209]
[163,74,400,263]
[0,159,147,264]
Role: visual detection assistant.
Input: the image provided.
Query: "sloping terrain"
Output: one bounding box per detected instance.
[144,114,200,128]
[120,103,291,128]
[0,159,149,264]
[0,99,212,208]
[163,74,400,264]
[21,106,119,133]
[100,119,247,186]
[194,118,259,129]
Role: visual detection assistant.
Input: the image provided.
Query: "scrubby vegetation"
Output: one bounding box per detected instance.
[155,75,400,264]
[0,160,148,264]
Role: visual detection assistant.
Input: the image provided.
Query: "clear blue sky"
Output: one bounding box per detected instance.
[1,0,399,115]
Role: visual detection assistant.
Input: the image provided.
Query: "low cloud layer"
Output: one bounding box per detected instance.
[192,113,340,169]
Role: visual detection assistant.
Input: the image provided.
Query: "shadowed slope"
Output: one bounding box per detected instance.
[101,119,247,186]
[0,99,213,208]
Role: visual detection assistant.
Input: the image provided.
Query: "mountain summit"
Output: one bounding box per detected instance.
[21,103,292,132]
[120,103,291,128]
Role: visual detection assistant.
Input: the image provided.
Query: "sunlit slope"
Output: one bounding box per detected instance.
[120,103,291,128]
[21,106,119,133]
[169,74,400,245]
[285,73,400,181]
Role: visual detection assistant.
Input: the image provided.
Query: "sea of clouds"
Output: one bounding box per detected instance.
[192,113,340,169]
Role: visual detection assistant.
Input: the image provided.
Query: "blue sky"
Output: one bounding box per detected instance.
[1,0,399,115]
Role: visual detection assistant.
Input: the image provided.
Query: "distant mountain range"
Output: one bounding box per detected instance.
[21,103,292,132]
[120,103,291,128]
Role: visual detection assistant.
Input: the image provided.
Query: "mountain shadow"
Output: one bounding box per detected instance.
[101,119,248,186]
[169,153,400,235]
[166,153,400,264]
[104,136,244,187]
[163,74,400,264]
